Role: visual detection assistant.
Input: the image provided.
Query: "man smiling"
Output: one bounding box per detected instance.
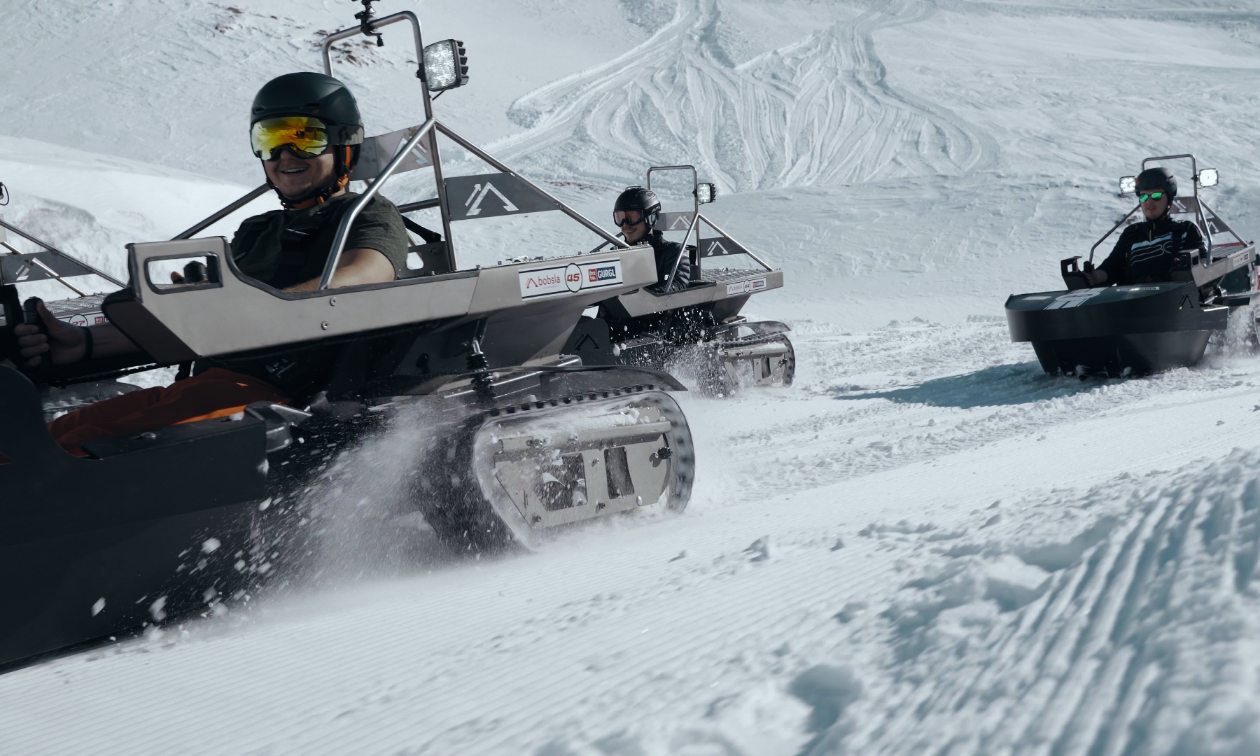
[232,72,405,293]
[1085,167,1204,286]
[613,186,689,293]
[14,72,409,454]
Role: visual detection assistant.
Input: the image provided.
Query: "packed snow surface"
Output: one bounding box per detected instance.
[4,0,1260,753]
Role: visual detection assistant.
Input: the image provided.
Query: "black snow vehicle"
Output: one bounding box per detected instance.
[0,7,695,670]
[1006,154,1257,376]
[567,166,794,395]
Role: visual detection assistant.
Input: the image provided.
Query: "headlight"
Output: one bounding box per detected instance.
[1118,176,1136,195]
[423,39,469,92]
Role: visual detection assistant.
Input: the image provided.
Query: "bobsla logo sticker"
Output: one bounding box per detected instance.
[518,259,624,299]
[524,272,563,289]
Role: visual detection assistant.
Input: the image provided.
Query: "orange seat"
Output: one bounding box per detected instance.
[48,368,289,457]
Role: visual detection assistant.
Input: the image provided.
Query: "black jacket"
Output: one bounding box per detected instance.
[1097,217,1204,286]
[645,231,691,292]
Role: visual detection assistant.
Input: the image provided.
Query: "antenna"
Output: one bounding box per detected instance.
[354,0,384,47]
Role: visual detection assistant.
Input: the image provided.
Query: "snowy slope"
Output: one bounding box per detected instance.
[0,135,275,290]
[0,0,646,185]
[4,1,1260,754]
[5,325,1260,756]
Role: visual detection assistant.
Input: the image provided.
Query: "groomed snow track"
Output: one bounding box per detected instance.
[839,451,1260,756]
[5,322,1260,755]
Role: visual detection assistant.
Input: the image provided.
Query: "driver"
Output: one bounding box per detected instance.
[1085,167,1204,286]
[13,72,410,455]
[613,186,690,292]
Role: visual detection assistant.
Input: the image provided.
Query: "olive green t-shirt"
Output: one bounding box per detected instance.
[230,192,410,290]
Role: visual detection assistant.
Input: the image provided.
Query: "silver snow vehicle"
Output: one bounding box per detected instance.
[1006,154,1257,376]
[0,4,694,670]
[568,166,794,395]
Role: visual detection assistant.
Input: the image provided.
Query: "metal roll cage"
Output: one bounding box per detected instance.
[8,11,778,304]
[1088,153,1245,265]
[594,163,771,288]
[178,9,627,293]
[0,217,125,290]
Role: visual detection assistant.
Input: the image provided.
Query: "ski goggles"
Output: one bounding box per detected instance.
[613,209,646,227]
[1138,191,1165,202]
[250,116,331,161]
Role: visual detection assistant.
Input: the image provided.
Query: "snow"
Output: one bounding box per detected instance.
[5,0,1260,754]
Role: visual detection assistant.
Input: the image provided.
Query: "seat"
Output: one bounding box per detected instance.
[399,242,453,278]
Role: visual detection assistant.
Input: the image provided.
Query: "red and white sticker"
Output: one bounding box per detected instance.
[726,277,767,296]
[519,259,623,299]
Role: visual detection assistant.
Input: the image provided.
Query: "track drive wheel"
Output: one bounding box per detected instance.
[715,333,796,393]
[416,390,695,552]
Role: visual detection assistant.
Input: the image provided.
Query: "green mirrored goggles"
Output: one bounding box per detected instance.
[1138,191,1165,203]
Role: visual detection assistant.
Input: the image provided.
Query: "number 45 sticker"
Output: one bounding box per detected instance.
[1045,290,1103,309]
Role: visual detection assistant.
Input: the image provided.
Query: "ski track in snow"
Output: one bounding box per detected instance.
[492,0,997,191]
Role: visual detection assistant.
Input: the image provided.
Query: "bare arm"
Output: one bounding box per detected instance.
[14,301,139,370]
[283,247,396,293]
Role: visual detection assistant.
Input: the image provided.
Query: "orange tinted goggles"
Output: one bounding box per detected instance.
[251,116,331,160]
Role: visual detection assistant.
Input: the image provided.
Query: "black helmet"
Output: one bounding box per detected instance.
[614,186,662,227]
[251,73,366,208]
[1136,167,1177,199]
[251,72,364,147]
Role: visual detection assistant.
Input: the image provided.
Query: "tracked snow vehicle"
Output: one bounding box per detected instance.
[0,6,694,670]
[566,166,793,395]
[1006,154,1257,376]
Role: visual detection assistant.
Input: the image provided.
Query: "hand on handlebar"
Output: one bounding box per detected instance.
[1076,260,1104,286]
[14,300,86,370]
